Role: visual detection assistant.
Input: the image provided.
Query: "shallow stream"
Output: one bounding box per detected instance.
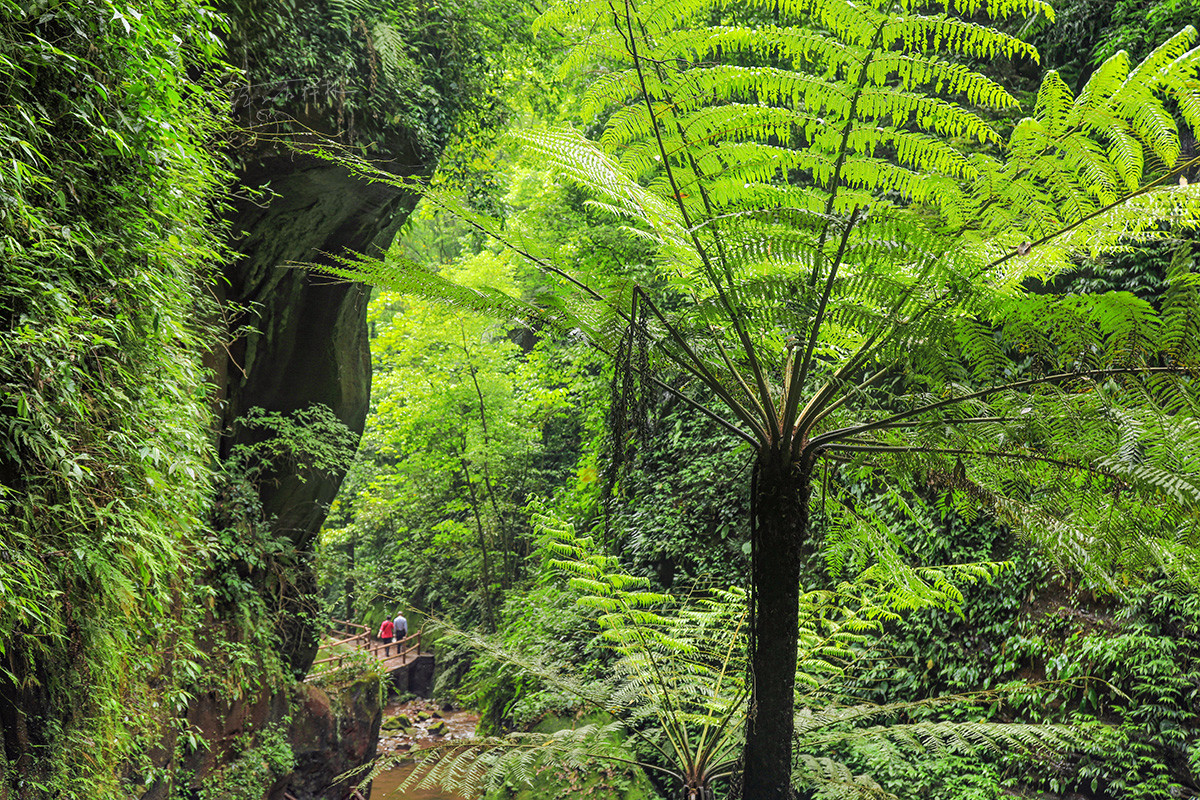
[368,698,478,800]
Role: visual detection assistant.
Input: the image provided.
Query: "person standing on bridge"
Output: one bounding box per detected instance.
[377,616,394,657]
[393,611,407,645]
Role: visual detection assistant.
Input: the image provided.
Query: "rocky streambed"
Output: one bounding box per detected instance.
[370,698,479,800]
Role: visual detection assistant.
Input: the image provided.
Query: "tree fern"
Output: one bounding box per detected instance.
[310,0,1200,795]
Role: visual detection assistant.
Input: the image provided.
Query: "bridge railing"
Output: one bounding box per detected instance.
[329,619,368,637]
[361,628,422,663]
[309,621,424,675]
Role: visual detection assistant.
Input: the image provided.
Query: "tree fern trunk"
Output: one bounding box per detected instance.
[743,447,809,800]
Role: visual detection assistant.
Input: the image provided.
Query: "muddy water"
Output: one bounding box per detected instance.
[370,762,466,800]
[369,698,478,800]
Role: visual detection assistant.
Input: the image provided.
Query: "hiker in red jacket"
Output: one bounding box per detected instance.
[378,617,394,657]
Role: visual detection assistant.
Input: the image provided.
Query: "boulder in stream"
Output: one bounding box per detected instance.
[381,713,410,731]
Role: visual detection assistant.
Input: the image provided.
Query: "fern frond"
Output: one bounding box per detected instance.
[390,724,639,798]
[883,12,1039,63]
[793,755,892,800]
[1161,244,1200,367]
[800,719,1083,761]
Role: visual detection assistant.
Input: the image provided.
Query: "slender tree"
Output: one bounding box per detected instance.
[322,0,1200,795]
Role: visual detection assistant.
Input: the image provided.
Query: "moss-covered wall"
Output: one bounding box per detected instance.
[211,0,471,680]
[0,0,499,794]
[214,151,420,677]
[0,2,229,795]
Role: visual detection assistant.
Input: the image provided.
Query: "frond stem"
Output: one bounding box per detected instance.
[806,366,1187,455]
[808,22,885,290]
[791,246,957,452]
[419,191,610,305]
[709,317,770,426]
[822,443,1121,479]
[644,367,760,446]
[865,415,1044,430]
[618,593,695,773]
[620,0,777,436]
[635,287,766,443]
[808,363,896,427]
[784,207,864,438]
[983,154,1200,274]
[676,121,780,436]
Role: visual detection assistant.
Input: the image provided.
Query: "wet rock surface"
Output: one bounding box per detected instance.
[370,699,478,799]
[377,698,477,757]
[283,676,383,800]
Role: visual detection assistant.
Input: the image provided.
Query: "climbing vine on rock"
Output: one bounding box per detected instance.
[223,0,534,157]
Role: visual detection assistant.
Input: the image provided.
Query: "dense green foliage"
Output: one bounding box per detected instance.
[0,0,231,794]
[318,212,602,627]
[1035,0,1200,86]
[385,517,1101,800]
[321,0,1200,798]
[223,0,535,160]
[3,0,1199,797]
[0,0,497,794]
[195,722,294,800]
[823,509,1200,798]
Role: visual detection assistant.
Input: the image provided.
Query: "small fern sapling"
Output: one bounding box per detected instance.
[316,0,1200,796]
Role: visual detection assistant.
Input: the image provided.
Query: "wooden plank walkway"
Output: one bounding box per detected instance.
[309,620,427,679]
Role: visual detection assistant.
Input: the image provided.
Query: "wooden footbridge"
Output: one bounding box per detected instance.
[308,620,434,694]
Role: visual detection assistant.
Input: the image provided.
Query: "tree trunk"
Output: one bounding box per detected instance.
[741,447,810,800]
[466,361,515,590]
[345,532,356,623]
[458,453,496,631]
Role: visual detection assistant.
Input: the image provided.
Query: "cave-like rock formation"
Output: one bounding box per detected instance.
[191,2,486,792]
[210,0,462,681]
[213,145,420,676]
